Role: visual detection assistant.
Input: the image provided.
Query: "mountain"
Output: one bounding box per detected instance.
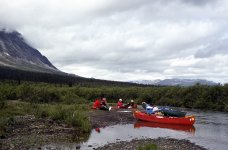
[0,29,142,87]
[157,79,218,86]
[0,29,60,74]
[130,78,218,86]
[130,79,161,85]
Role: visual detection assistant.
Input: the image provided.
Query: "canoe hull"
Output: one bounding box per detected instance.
[134,111,195,125]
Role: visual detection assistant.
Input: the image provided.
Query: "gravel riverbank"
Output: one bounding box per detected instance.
[94,138,207,150]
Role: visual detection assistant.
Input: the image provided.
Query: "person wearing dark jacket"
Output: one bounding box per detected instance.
[100,97,111,111]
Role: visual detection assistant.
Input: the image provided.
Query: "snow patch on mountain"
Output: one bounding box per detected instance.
[130,78,218,86]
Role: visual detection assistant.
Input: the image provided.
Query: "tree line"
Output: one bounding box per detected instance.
[0,81,227,112]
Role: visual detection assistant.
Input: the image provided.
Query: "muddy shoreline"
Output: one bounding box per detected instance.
[0,115,89,150]
[1,108,207,150]
[89,109,136,128]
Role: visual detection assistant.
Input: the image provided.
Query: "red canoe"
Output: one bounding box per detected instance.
[133,111,195,125]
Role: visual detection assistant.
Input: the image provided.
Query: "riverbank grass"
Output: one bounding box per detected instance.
[138,143,158,150]
[0,101,91,137]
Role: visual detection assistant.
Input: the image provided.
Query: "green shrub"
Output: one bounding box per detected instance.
[0,118,7,138]
[0,100,6,109]
[27,87,61,103]
[0,116,17,138]
[66,110,91,132]
[60,91,88,104]
[16,83,35,101]
[138,143,157,150]
[0,91,6,104]
[224,103,228,112]
[0,89,6,101]
[48,105,67,120]
[33,104,49,118]
[33,104,91,132]
[0,83,17,100]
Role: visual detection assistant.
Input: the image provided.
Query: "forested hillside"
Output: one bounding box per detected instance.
[0,66,145,87]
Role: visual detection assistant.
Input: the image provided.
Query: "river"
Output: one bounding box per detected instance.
[44,109,228,150]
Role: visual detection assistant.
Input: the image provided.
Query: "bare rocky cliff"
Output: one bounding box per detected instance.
[0,30,60,73]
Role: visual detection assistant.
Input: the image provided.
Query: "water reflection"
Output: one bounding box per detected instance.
[134,121,195,134]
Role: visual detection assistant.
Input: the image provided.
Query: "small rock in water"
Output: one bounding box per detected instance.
[10,143,15,149]
[95,128,100,133]
[49,146,55,150]
[88,145,93,147]
[76,145,81,149]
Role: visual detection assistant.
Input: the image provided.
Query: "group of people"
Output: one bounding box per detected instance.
[92,97,137,111]
[92,97,160,115]
[117,99,136,109]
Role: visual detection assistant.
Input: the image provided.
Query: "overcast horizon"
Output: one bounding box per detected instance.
[1,0,228,83]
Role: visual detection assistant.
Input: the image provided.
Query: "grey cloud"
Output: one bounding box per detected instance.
[183,0,217,6]
[1,0,228,83]
[195,38,228,58]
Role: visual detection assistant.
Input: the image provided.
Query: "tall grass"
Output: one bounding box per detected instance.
[0,101,91,137]
[34,104,91,132]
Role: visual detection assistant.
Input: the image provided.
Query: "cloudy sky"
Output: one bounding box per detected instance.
[0,0,228,83]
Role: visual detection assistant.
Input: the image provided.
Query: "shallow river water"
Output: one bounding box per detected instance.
[44,109,228,150]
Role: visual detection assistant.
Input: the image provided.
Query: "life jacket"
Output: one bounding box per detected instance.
[117,101,123,108]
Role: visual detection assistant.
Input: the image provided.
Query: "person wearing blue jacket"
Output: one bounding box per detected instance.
[142,102,159,114]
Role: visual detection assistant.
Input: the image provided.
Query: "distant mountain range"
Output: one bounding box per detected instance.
[0,29,60,74]
[130,79,218,86]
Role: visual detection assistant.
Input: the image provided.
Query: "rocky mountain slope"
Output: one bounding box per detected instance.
[0,29,60,73]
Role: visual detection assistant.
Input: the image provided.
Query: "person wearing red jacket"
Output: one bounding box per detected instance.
[117,99,130,108]
[92,98,101,109]
[93,97,111,111]
[117,99,124,108]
